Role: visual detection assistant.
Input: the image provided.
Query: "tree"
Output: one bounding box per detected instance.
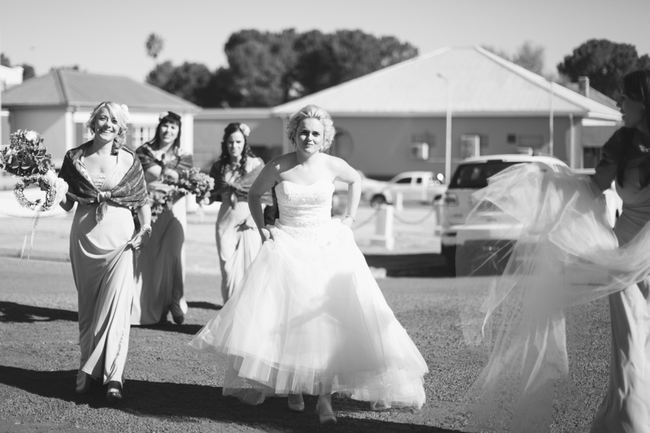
[293,30,418,96]
[146,33,164,60]
[223,29,298,106]
[145,28,418,107]
[483,42,545,75]
[557,39,642,99]
[146,61,211,106]
[21,64,35,80]
[512,41,545,75]
[638,54,650,71]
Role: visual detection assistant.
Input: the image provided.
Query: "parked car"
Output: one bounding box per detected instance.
[437,154,569,275]
[332,171,388,214]
[367,171,446,207]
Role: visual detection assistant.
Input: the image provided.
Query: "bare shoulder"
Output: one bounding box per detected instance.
[323,154,353,170]
[270,152,298,172]
[119,148,136,168]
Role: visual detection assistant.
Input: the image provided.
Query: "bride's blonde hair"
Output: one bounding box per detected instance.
[286,105,335,151]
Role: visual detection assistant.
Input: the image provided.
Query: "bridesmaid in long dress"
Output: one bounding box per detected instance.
[58,101,151,402]
[464,70,650,433]
[132,111,193,325]
[589,70,650,433]
[208,123,264,304]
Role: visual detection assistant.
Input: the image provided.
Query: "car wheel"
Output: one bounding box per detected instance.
[370,194,387,208]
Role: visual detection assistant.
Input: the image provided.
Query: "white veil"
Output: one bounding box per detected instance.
[458,163,650,432]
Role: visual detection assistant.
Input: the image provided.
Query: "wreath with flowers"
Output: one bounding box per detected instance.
[0,129,65,212]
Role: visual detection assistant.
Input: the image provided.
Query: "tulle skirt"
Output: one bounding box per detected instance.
[191,219,427,408]
[460,163,650,432]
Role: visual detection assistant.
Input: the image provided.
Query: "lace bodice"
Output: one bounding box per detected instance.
[276,180,334,227]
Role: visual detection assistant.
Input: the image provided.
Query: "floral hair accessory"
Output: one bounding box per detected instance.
[120,104,130,120]
[239,123,251,137]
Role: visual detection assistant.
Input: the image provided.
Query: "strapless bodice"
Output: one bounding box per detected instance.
[275,180,334,227]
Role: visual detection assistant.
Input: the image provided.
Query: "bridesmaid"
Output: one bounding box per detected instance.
[58,101,151,402]
[132,111,193,325]
[208,122,264,304]
[589,69,650,433]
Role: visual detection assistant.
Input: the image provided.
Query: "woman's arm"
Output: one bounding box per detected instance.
[248,161,279,241]
[591,130,623,192]
[330,156,362,226]
[130,204,153,249]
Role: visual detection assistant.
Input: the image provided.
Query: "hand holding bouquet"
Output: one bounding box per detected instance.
[148,167,215,222]
[0,130,67,211]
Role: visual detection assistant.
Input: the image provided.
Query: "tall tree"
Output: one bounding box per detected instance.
[145,28,418,107]
[146,61,211,106]
[146,33,164,60]
[223,29,297,106]
[558,39,642,99]
[293,30,418,96]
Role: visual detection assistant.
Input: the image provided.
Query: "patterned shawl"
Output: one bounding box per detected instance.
[58,143,149,214]
[136,143,194,173]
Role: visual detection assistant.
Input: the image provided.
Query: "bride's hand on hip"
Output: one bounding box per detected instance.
[259,226,274,243]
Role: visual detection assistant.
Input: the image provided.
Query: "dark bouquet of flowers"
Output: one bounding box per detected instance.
[176,167,215,203]
[149,167,215,222]
[0,130,66,211]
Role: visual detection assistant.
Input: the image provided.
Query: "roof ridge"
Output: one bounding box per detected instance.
[273,47,451,113]
[51,69,69,104]
[474,45,601,113]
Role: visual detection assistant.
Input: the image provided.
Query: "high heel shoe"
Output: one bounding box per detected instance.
[288,393,305,412]
[316,395,337,424]
[75,371,91,394]
[106,381,123,403]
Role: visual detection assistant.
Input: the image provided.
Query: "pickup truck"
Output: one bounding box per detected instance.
[367,171,446,207]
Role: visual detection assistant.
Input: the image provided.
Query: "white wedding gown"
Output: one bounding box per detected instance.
[191,179,428,408]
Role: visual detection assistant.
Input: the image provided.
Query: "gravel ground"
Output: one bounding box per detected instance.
[0,256,612,433]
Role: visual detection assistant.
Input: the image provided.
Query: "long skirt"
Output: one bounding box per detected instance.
[131,198,187,325]
[215,201,261,304]
[591,213,650,433]
[70,203,136,384]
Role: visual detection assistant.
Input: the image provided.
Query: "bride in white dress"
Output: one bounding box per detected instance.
[191,104,428,423]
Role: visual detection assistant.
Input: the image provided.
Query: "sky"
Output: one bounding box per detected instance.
[2,0,650,82]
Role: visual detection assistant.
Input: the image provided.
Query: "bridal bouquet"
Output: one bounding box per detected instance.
[149,167,215,221]
[176,167,215,203]
[0,130,66,211]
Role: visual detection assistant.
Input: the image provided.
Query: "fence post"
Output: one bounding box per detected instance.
[394,192,403,213]
[370,204,395,250]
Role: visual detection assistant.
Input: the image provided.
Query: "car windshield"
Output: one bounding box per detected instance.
[449,161,524,189]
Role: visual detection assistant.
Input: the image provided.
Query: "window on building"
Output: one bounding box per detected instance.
[583,147,602,169]
[131,125,155,150]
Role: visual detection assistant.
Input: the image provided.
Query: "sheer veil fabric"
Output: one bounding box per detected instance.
[457,163,650,432]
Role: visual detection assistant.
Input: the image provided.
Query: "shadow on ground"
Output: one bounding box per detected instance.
[0,301,77,323]
[0,365,464,433]
[364,253,452,278]
[188,301,222,310]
